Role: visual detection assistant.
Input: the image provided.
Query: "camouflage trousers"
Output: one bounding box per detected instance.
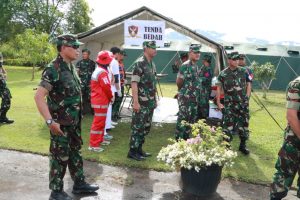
[198,92,210,119]
[222,100,249,141]
[0,82,12,116]
[112,86,124,121]
[270,127,300,199]
[129,106,154,149]
[175,98,198,140]
[81,86,92,115]
[49,124,84,191]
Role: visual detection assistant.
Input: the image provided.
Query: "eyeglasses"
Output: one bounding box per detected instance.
[65,45,80,49]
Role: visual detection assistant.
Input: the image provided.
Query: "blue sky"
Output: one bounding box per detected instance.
[86,0,300,45]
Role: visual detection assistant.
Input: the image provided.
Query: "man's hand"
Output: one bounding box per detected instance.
[217,103,224,110]
[117,90,122,97]
[133,101,140,113]
[111,95,115,104]
[49,122,64,136]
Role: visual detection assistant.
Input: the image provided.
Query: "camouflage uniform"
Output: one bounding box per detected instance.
[39,54,84,191]
[216,65,250,142]
[175,60,201,140]
[0,58,12,121]
[129,55,157,149]
[76,58,95,114]
[198,61,213,119]
[270,77,300,199]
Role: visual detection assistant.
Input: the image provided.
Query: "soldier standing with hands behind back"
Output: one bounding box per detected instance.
[34,34,99,200]
[175,44,201,140]
[198,54,213,119]
[127,41,157,161]
[76,48,96,114]
[216,51,251,155]
[0,52,14,124]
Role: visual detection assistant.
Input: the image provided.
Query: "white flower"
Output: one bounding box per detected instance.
[157,120,237,171]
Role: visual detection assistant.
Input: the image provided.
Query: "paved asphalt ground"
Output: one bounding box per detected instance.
[0,149,297,200]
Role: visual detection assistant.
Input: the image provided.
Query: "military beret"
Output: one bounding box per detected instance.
[189,44,201,53]
[143,41,157,49]
[55,34,83,46]
[203,55,212,63]
[227,51,239,60]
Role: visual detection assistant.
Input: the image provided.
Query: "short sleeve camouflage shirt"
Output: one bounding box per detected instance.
[216,67,250,102]
[39,55,82,126]
[131,55,157,108]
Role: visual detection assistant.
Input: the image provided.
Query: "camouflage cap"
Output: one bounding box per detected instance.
[203,55,212,63]
[82,48,90,54]
[143,41,157,49]
[189,44,201,53]
[56,34,83,46]
[239,53,246,59]
[120,50,127,56]
[227,51,239,60]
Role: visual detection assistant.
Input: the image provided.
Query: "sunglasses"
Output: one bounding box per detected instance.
[65,44,80,49]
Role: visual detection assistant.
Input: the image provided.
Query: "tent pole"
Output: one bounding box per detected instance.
[160,51,180,73]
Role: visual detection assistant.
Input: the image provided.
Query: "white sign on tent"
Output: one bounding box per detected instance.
[124,20,165,47]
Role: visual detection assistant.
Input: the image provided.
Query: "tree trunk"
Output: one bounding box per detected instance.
[31,65,35,81]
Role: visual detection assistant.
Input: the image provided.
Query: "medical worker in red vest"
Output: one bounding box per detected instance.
[89,51,114,152]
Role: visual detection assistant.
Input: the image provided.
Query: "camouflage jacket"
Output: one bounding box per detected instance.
[240,66,254,82]
[131,55,157,109]
[76,59,96,88]
[199,65,213,100]
[39,55,82,126]
[285,76,300,142]
[217,67,250,102]
[0,65,6,88]
[177,60,201,102]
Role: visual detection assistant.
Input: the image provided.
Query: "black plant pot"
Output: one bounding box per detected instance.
[180,165,222,197]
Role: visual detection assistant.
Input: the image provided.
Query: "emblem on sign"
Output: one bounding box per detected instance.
[128,25,139,37]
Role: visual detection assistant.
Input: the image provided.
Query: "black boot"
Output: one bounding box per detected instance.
[239,139,250,155]
[138,144,151,157]
[0,110,14,124]
[127,148,145,161]
[72,180,99,194]
[49,190,73,200]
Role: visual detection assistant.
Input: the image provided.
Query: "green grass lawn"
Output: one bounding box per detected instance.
[0,66,289,185]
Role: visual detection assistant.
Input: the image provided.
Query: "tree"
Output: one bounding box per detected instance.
[66,0,94,33]
[0,0,94,41]
[9,29,56,80]
[0,0,25,42]
[250,61,276,99]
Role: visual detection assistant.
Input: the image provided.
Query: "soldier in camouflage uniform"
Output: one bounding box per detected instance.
[128,41,157,161]
[0,53,14,124]
[216,51,252,155]
[76,48,96,114]
[270,77,300,200]
[198,54,213,119]
[175,44,202,140]
[239,54,254,89]
[34,34,99,200]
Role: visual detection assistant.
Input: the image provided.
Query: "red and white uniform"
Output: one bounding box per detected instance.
[89,66,113,147]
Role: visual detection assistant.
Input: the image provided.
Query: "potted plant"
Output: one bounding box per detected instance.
[157,120,237,197]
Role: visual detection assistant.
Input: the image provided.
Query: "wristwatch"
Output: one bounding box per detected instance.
[46,119,54,126]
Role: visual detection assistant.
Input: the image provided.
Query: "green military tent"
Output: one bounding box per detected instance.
[78,6,226,83]
[224,43,300,90]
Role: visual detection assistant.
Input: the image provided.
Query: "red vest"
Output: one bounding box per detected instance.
[90,66,113,106]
